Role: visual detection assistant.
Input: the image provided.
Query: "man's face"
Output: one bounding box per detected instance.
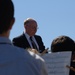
[25,21,38,36]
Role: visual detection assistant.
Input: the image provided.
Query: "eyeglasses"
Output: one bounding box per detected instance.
[31,27,39,30]
[27,25,39,29]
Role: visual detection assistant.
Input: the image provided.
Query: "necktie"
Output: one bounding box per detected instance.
[30,37,38,50]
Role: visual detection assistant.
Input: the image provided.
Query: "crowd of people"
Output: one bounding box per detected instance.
[0,0,75,75]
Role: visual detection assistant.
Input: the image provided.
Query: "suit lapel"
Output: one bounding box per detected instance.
[22,33,31,48]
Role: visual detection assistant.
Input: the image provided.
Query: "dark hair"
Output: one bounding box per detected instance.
[0,0,14,34]
[51,35,75,52]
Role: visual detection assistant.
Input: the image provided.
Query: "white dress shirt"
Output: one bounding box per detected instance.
[24,32,39,50]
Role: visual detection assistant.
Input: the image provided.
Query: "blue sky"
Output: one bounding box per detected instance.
[10,0,75,50]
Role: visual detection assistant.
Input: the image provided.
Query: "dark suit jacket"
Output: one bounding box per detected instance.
[12,33,45,53]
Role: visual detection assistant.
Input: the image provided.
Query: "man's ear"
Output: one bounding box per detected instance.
[9,17,15,29]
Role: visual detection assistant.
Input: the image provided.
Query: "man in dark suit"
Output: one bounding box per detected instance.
[12,18,46,53]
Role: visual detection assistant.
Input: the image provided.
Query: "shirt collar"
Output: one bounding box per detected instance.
[24,31,34,39]
[0,37,12,45]
[24,33,30,39]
